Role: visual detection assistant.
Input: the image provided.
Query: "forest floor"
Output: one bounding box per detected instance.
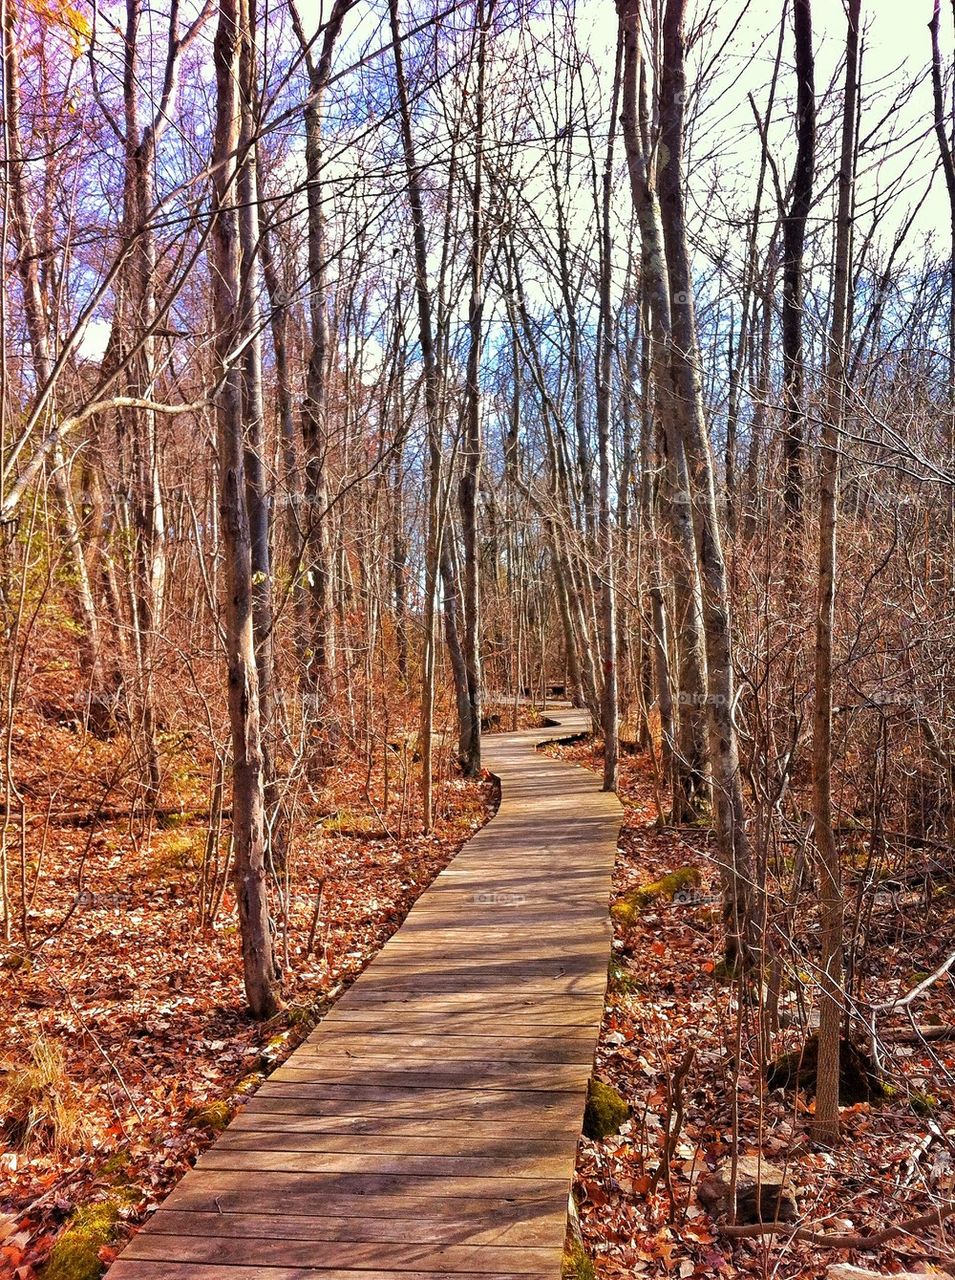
[550,736,955,1280]
[3,706,953,1280]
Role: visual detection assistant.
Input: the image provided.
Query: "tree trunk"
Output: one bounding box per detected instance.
[781,0,816,524]
[597,34,622,791]
[292,0,355,707]
[657,0,756,967]
[238,0,282,869]
[931,0,955,539]
[1,7,104,705]
[619,0,756,966]
[259,203,309,659]
[389,0,444,830]
[618,1,708,818]
[812,0,860,1149]
[458,0,491,778]
[211,0,280,1020]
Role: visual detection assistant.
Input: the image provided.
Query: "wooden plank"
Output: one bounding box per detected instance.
[187,1159,571,1197]
[330,985,606,1006]
[296,1033,597,1062]
[160,1172,560,1219]
[222,1122,572,1155]
[365,945,608,964]
[108,1265,555,1280]
[323,996,604,1022]
[119,1233,558,1273]
[360,958,605,980]
[352,965,607,987]
[142,1209,565,1249]
[318,1011,601,1033]
[240,1092,585,1122]
[266,1061,588,1091]
[224,1114,572,1141]
[382,934,609,949]
[195,1144,571,1178]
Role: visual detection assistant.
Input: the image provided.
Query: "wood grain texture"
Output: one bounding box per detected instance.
[109,710,621,1279]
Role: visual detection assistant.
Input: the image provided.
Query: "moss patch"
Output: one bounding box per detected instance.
[712,956,740,984]
[607,958,638,995]
[323,810,381,836]
[583,1077,631,1139]
[234,1070,265,1096]
[100,1150,130,1176]
[42,1193,134,1280]
[611,866,701,927]
[910,1089,938,1117]
[150,830,203,876]
[562,1237,596,1280]
[185,1098,232,1132]
[286,1003,317,1029]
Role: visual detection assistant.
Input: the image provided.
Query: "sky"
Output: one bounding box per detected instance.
[73,0,955,364]
[569,0,953,255]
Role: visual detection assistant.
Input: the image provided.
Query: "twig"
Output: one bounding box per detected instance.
[720,1200,955,1249]
[649,1045,696,1204]
[871,950,955,1014]
[306,878,326,956]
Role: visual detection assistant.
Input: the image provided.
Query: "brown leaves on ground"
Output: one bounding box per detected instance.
[550,735,955,1280]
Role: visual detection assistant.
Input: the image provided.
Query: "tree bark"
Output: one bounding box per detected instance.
[812,0,860,1149]
[211,0,280,1020]
[618,0,708,818]
[389,0,445,830]
[618,0,756,965]
[930,0,955,538]
[657,0,756,966]
[238,0,282,868]
[291,0,356,705]
[781,0,816,523]
[1,7,104,708]
[458,0,492,778]
[597,34,622,791]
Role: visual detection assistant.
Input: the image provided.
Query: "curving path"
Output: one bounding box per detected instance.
[110,708,622,1280]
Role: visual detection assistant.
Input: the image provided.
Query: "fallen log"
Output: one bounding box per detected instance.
[883,1024,955,1044]
[720,1200,955,1250]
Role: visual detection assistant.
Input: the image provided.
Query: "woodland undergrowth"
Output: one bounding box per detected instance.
[552,736,955,1280]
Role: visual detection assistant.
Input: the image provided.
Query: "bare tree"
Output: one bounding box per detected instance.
[211,0,280,1019]
[812,0,861,1148]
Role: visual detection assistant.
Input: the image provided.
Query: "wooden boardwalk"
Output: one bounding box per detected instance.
[110,709,622,1280]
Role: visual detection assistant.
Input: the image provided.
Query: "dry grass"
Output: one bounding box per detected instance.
[0,1035,93,1154]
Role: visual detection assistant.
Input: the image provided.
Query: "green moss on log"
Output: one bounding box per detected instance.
[910,1089,938,1117]
[610,866,701,926]
[583,1077,630,1139]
